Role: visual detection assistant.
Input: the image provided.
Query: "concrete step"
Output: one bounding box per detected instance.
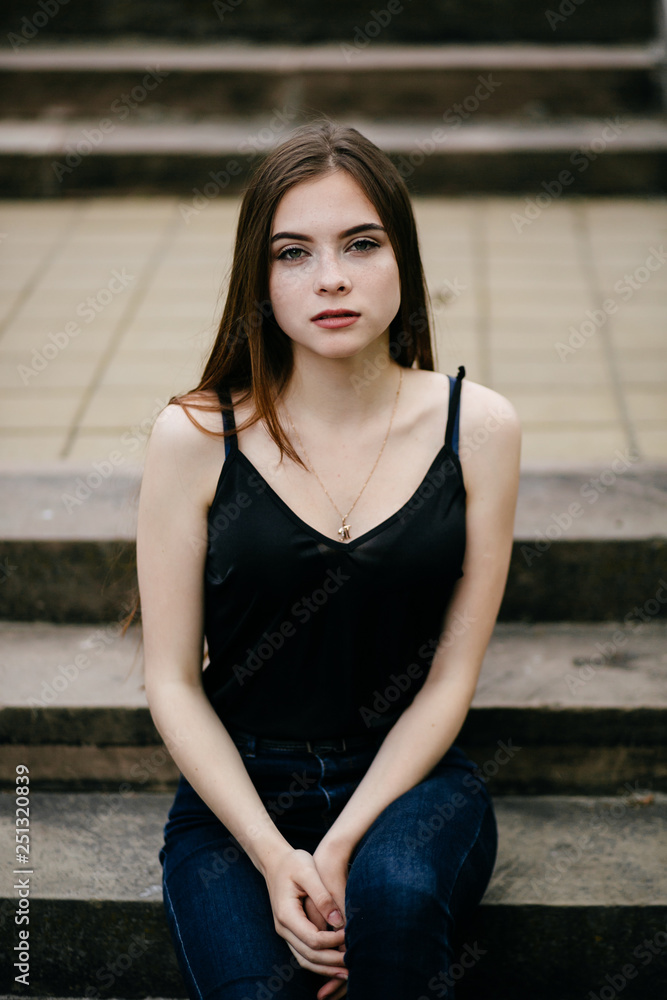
[0,790,664,999]
[1,464,666,623]
[0,0,658,45]
[1,620,666,794]
[1,115,667,196]
[1,43,664,120]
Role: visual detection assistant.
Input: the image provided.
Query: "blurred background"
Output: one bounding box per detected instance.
[0,0,665,463]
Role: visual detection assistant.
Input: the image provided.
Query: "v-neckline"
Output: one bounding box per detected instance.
[232,441,456,551]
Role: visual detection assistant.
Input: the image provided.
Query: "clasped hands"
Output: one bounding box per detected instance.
[264,839,352,1000]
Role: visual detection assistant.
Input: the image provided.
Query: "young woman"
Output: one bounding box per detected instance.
[136,120,521,1000]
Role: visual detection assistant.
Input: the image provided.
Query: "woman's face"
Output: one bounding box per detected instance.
[268,169,401,361]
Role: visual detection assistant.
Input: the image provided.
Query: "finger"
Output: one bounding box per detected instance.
[295,869,345,929]
[305,895,328,931]
[325,895,346,928]
[285,940,348,977]
[279,894,345,951]
[282,933,346,971]
[307,897,347,958]
[317,976,348,1000]
[312,864,348,925]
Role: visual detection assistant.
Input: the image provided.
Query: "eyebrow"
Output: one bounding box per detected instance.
[270,223,386,243]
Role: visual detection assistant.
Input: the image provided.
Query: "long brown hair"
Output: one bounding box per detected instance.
[125,120,436,632]
[171,117,435,469]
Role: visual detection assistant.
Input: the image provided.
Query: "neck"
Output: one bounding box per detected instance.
[280,342,405,431]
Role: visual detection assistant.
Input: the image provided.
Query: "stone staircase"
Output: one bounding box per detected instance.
[1,2,667,996]
[0,0,666,195]
[1,463,666,999]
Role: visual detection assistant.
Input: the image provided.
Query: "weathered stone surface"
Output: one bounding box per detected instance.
[1,43,662,119]
[0,791,664,998]
[2,621,666,792]
[3,465,666,542]
[1,467,666,621]
[0,0,657,43]
[2,127,667,198]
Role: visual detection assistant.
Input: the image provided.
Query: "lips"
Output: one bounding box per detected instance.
[310,308,361,330]
[311,309,360,321]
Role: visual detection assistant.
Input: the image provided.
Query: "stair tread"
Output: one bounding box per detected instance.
[1,465,665,541]
[1,791,664,905]
[1,116,667,154]
[0,41,663,71]
[2,621,666,714]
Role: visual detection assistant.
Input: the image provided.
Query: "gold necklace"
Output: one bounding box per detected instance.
[283,366,403,541]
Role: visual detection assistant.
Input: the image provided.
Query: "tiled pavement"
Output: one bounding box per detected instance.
[0,194,665,465]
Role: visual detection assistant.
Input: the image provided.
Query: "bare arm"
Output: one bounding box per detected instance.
[136,402,347,981]
[137,403,292,873]
[313,383,521,882]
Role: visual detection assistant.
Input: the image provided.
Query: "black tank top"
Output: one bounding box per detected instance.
[202,366,466,739]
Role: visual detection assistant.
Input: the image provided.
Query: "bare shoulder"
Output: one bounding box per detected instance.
[459,377,522,437]
[144,391,226,509]
[151,391,224,440]
[409,368,521,439]
[456,377,522,492]
[148,393,222,455]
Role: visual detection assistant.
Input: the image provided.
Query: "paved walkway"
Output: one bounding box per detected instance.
[0,195,665,465]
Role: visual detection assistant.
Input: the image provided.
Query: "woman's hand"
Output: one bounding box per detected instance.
[307,839,354,1000]
[263,848,348,983]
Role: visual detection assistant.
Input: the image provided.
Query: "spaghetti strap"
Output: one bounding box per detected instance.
[444,365,466,456]
[217,386,237,460]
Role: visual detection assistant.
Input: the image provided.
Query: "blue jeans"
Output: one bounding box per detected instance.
[159,726,497,1000]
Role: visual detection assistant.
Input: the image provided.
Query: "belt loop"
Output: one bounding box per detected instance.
[306,739,313,753]
[341,737,347,751]
[246,733,256,758]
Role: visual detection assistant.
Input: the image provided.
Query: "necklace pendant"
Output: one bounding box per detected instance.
[338,520,351,541]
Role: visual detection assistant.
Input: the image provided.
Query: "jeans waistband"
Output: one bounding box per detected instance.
[226,724,388,755]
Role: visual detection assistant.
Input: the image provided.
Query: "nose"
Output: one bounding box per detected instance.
[313,251,350,295]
